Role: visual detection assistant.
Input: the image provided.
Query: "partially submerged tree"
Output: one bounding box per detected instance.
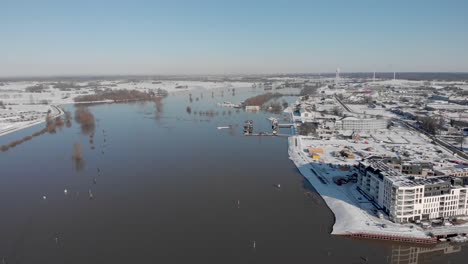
[75,107,95,134]
[72,143,85,172]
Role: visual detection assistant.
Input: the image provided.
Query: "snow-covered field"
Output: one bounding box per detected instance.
[0,104,62,137]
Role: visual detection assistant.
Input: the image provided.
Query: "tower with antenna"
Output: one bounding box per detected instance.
[335,68,340,84]
[373,71,376,83]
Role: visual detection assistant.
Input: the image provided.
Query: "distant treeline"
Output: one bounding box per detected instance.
[300,83,320,96]
[25,84,48,93]
[336,72,468,81]
[74,89,168,102]
[244,92,282,106]
[2,72,468,83]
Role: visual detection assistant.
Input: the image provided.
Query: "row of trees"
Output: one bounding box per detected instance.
[244,92,282,106]
[417,116,444,135]
[299,84,320,96]
[25,84,47,93]
[74,89,168,102]
[264,100,288,114]
[0,114,67,152]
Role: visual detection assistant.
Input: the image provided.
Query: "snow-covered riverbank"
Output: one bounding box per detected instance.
[0,104,63,137]
[288,136,435,241]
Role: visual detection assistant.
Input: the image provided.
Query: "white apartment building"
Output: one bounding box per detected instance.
[335,117,387,131]
[357,159,468,223]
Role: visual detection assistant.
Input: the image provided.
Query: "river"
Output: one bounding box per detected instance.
[0,86,467,263]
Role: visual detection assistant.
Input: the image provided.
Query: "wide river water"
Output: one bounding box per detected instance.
[1,86,467,263]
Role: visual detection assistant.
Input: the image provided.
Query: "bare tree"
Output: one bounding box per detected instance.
[331,106,343,117]
[298,122,317,136]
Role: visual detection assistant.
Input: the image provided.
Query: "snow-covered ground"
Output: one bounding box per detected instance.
[288,136,431,238]
[288,133,468,242]
[0,104,62,137]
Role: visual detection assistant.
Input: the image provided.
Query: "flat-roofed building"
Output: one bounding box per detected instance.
[357,158,468,223]
[335,117,387,131]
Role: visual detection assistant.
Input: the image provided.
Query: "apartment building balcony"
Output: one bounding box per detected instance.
[399,195,415,200]
[397,206,414,211]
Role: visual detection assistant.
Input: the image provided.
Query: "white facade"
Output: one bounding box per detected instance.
[358,160,468,223]
[422,188,468,219]
[336,117,387,131]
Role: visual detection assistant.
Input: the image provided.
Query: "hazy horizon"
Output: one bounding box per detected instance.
[2,0,468,77]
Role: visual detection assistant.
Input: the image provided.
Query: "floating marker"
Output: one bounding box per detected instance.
[42,195,47,200]
[64,189,68,195]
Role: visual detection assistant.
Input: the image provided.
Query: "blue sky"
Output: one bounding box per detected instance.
[1,0,467,76]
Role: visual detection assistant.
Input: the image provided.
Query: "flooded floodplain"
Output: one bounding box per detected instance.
[1,87,467,264]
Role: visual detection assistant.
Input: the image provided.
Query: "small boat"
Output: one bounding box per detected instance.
[88,189,94,199]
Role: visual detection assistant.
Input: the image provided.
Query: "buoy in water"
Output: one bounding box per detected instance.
[42,195,47,200]
[64,189,68,195]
